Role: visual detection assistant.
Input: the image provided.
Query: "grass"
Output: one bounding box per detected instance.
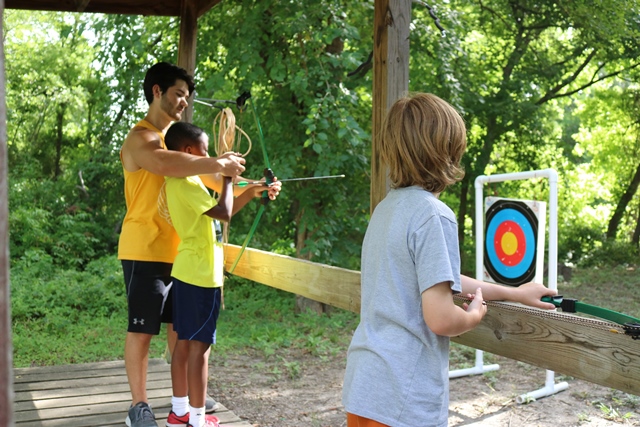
[563,265,640,319]
[9,255,639,368]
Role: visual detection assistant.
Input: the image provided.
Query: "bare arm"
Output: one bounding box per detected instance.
[121,127,245,178]
[200,173,282,198]
[460,275,557,310]
[421,282,487,337]
[204,177,233,222]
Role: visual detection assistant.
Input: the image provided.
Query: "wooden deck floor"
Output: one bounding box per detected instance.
[13,359,253,427]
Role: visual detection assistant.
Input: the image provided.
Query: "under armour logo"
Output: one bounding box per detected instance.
[133,318,145,325]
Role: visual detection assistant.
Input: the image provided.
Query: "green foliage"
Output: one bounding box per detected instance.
[9,255,158,366]
[6,2,640,270]
[10,264,359,367]
[195,0,372,268]
[410,0,640,260]
[579,240,639,268]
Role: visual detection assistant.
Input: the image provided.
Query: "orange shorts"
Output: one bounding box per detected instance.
[347,413,390,427]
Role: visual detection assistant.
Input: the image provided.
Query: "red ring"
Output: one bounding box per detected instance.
[493,220,526,266]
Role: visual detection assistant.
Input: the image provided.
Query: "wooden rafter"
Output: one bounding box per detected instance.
[4,0,221,17]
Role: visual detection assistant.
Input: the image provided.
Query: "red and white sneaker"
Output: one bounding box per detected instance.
[166,411,189,427]
[166,411,219,427]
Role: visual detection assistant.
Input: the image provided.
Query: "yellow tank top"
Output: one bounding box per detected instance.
[117,120,179,263]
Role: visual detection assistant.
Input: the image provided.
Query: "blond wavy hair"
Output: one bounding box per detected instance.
[380,92,467,193]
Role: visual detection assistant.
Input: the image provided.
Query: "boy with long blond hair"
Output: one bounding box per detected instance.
[342,93,556,427]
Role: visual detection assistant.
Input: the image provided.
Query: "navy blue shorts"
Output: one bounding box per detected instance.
[122,260,173,335]
[172,278,221,344]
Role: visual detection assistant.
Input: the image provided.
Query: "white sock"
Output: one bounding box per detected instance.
[171,395,189,417]
[189,404,206,427]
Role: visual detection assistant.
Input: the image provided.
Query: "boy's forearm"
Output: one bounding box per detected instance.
[207,177,234,222]
[232,191,258,216]
[461,275,512,301]
[201,174,262,196]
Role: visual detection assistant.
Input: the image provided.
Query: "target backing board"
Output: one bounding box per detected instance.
[483,197,546,287]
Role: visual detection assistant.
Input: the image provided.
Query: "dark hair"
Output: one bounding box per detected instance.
[143,62,195,105]
[165,122,206,151]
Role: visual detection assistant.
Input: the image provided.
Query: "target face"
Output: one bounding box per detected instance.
[484,199,539,286]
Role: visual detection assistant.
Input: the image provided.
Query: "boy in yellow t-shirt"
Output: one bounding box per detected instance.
[164,122,265,427]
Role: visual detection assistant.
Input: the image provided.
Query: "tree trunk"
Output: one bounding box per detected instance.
[606,161,640,240]
[54,103,66,180]
[632,207,640,248]
[293,207,331,315]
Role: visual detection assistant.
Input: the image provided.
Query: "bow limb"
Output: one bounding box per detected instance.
[228,96,273,274]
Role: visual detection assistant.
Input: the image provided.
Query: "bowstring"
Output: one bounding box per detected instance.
[228,97,271,274]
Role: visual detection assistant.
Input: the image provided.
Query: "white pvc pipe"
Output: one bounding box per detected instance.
[474,168,559,290]
[516,370,569,404]
[466,169,566,402]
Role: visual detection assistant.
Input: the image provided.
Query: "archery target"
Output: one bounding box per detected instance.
[483,197,546,286]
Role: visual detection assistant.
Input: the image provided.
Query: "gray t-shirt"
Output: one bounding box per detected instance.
[343,187,461,427]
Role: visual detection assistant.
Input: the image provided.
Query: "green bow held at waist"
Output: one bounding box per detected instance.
[541,295,640,339]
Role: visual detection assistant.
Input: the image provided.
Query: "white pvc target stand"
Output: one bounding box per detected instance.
[448,169,568,404]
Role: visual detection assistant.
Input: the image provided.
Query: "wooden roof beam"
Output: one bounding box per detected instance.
[74,0,91,13]
[178,0,198,123]
[4,0,222,18]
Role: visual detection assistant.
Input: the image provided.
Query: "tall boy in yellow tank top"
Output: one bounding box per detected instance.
[118,62,281,427]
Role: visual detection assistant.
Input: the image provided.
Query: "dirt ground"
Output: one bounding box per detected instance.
[209,347,639,427]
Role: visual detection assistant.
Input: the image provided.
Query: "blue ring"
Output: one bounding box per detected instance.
[485,208,536,279]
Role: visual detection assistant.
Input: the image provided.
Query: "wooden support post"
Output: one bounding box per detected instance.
[371,0,411,213]
[0,8,14,426]
[178,0,198,123]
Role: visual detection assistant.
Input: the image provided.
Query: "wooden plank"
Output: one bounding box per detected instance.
[14,379,173,404]
[4,0,223,18]
[451,298,640,396]
[225,245,640,395]
[0,8,13,427]
[13,358,252,426]
[178,0,198,124]
[16,403,247,427]
[224,244,361,313]
[13,358,166,377]
[370,0,411,213]
[14,359,170,384]
[14,370,169,393]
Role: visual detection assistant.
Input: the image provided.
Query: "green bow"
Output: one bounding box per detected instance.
[542,295,640,339]
[228,96,273,274]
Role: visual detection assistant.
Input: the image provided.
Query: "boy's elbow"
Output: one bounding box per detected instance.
[424,315,473,337]
[426,321,455,337]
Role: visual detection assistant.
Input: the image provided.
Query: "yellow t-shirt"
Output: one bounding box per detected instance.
[165,175,224,288]
[117,120,179,263]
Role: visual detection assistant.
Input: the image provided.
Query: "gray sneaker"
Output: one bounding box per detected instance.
[126,402,158,427]
[205,395,221,413]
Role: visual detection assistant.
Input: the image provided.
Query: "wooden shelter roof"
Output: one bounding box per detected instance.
[4,0,221,17]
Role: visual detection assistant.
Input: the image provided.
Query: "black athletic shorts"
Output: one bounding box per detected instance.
[121,260,174,335]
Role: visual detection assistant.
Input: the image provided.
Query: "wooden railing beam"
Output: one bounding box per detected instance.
[224,245,640,396]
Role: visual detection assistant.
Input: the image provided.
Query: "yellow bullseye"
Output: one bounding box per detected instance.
[501,232,518,256]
